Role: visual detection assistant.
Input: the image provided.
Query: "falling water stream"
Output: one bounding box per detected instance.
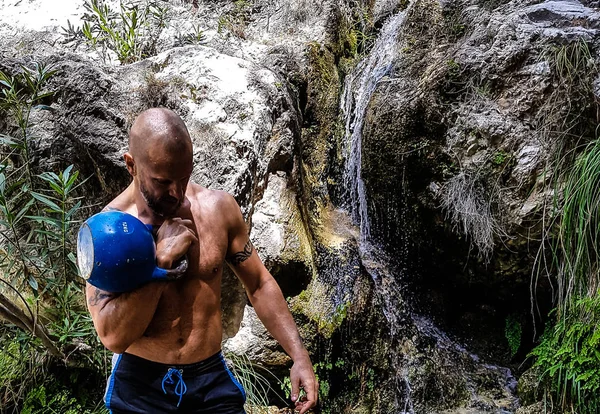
[339,9,518,413]
[340,10,415,411]
[342,11,405,243]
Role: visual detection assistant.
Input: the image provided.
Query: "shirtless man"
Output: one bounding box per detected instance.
[86,108,317,413]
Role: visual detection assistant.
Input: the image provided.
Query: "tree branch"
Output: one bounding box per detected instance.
[0,291,64,359]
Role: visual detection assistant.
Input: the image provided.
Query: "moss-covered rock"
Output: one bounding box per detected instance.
[516,366,542,407]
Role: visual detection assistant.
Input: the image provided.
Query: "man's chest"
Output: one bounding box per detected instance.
[185,223,228,281]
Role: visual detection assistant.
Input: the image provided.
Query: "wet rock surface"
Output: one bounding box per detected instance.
[357,0,600,370]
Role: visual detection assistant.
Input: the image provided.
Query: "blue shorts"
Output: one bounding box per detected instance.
[104,351,246,413]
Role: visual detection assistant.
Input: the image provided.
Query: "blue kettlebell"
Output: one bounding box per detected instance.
[76,210,188,292]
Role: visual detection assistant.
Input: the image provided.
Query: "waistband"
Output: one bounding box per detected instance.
[119,350,224,376]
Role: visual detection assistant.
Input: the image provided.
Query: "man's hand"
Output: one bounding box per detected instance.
[155,218,197,269]
[290,356,318,414]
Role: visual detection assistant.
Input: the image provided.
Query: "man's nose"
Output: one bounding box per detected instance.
[168,182,184,199]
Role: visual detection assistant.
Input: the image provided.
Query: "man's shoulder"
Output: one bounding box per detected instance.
[103,184,134,213]
[188,183,237,210]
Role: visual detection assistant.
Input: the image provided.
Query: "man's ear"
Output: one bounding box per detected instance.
[124,152,136,176]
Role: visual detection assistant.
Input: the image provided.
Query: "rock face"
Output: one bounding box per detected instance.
[223,305,291,367]
[356,0,600,364]
[0,0,303,341]
[248,172,312,298]
[2,0,598,412]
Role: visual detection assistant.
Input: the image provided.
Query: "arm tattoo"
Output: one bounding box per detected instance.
[88,288,114,307]
[226,240,254,266]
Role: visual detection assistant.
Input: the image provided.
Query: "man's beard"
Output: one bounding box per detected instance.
[140,181,181,217]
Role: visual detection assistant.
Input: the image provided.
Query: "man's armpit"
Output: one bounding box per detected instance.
[87,287,116,307]
[226,240,254,266]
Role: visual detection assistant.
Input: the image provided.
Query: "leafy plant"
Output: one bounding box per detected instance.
[0,328,46,408]
[63,0,169,64]
[504,314,522,358]
[22,381,108,414]
[0,63,65,357]
[217,0,253,39]
[175,23,206,46]
[0,63,105,411]
[492,150,509,166]
[530,293,600,413]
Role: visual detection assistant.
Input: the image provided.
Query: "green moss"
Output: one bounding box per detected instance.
[492,150,510,166]
[505,314,522,359]
[291,282,350,339]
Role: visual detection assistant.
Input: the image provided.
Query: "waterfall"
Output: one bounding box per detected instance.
[340,8,408,337]
[340,13,413,410]
[340,11,514,414]
[341,11,406,242]
[338,8,517,413]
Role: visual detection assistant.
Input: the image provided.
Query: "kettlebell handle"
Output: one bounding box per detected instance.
[152,256,189,281]
[144,224,189,281]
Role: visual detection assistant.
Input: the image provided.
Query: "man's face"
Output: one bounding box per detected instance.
[136,152,193,218]
[139,177,183,217]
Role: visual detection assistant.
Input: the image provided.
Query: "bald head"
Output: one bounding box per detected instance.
[126,109,194,217]
[129,108,192,162]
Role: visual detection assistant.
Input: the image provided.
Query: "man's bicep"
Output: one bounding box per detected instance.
[86,283,118,312]
[225,238,254,266]
[226,243,269,296]
[224,193,255,267]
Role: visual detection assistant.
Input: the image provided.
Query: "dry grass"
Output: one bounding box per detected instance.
[440,171,497,261]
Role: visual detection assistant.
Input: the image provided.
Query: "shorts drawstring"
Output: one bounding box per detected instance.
[161,367,187,407]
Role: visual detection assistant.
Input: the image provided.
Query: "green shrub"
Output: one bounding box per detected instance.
[63,0,169,64]
[22,382,108,414]
[0,62,108,411]
[505,314,522,358]
[530,293,600,413]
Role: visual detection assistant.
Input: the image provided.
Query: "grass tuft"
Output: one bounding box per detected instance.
[554,139,600,315]
[225,353,287,411]
[440,171,497,261]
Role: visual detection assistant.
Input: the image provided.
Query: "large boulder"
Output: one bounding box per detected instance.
[0,43,302,341]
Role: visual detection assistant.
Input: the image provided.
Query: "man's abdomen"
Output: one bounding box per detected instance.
[126,278,223,364]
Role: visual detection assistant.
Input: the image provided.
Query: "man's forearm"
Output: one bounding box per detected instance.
[248,277,310,362]
[88,282,166,353]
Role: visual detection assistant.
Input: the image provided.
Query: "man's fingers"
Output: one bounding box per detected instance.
[164,218,194,228]
[291,375,300,403]
[160,218,197,239]
[178,218,194,228]
[298,379,318,414]
[187,232,198,245]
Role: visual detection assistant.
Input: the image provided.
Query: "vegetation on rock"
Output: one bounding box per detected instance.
[63,0,170,64]
[0,62,107,412]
